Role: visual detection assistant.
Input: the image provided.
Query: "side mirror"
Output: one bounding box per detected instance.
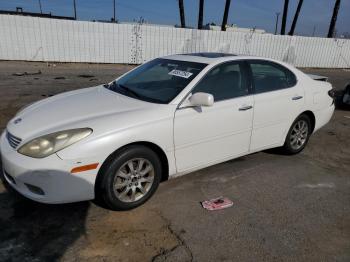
[189,92,214,107]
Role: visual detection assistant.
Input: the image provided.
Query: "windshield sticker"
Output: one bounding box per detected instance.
[168,69,193,79]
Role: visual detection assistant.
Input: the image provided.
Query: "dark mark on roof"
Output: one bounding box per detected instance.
[182,52,237,58]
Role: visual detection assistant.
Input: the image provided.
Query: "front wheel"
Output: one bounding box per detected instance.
[282,114,312,154]
[97,146,162,211]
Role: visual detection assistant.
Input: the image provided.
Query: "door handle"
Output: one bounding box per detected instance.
[239,105,253,111]
[292,95,303,100]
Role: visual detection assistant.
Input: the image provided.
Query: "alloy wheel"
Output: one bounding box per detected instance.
[113,158,155,203]
[290,119,309,150]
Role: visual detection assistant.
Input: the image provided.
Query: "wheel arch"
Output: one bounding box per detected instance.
[283,110,316,145]
[95,141,170,196]
[300,110,316,133]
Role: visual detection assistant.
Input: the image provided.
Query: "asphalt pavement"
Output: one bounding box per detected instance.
[0,61,349,262]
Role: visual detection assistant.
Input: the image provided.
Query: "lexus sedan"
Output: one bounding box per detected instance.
[0,53,334,210]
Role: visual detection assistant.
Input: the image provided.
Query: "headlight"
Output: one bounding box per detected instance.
[18,128,92,158]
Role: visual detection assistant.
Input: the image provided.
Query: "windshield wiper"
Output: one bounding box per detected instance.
[105,81,140,98]
[104,80,116,90]
[117,83,141,99]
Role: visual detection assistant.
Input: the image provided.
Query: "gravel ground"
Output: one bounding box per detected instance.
[0,61,349,262]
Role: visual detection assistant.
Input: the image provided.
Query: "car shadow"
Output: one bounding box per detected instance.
[0,168,89,261]
[262,147,287,155]
[0,188,90,261]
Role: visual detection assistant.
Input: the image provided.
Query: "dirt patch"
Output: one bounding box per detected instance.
[61,207,179,261]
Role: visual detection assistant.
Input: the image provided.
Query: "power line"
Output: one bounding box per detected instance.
[117,2,173,20]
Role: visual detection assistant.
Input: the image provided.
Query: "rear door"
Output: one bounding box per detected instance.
[248,60,304,151]
[174,61,254,172]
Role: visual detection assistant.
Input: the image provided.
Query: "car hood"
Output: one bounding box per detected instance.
[7,86,157,140]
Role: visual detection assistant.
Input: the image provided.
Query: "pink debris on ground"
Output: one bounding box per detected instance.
[201,197,233,211]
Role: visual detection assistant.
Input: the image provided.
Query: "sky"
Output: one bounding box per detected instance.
[0,0,349,37]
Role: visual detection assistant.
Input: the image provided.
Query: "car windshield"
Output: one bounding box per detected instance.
[105,58,207,104]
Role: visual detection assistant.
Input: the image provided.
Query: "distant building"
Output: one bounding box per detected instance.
[204,24,266,34]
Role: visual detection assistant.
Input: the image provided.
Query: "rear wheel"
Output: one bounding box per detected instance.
[282,114,311,154]
[97,146,161,210]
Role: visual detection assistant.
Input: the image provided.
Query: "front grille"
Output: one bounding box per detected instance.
[6,131,22,149]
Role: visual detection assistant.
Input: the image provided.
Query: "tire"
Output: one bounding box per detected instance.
[97,145,162,211]
[1,174,28,201]
[282,114,312,155]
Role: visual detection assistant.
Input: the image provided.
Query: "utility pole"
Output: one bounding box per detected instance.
[280,0,289,35]
[288,0,304,36]
[38,0,43,14]
[178,0,186,28]
[327,0,341,38]
[312,25,316,37]
[221,0,231,31]
[113,0,116,22]
[274,12,280,35]
[198,0,204,29]
[73,0,77,20]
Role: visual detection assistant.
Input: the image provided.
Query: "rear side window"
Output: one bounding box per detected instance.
[192,62,248,102]
[249,61,297,94]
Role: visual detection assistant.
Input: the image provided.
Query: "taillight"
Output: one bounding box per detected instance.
[328,89,336,98]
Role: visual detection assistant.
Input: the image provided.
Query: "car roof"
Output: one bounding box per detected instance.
[163,52,262,64]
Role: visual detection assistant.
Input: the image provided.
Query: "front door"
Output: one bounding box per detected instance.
[174,61,254,173]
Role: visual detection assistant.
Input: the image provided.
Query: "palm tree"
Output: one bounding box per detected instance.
[221,0,231,31]
[38,0,43,14]
[178,0,186,28]
[280,0,289,35]
[198,0,204,29]
[73,0,77,20]
[327,0,341,38]
[288,0,304,36]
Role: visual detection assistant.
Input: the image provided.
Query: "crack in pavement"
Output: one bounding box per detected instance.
[152,210,193,262]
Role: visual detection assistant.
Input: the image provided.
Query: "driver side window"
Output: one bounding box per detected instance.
[191,62,248,102]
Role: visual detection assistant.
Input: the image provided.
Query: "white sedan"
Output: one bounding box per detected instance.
[0,53,334,210]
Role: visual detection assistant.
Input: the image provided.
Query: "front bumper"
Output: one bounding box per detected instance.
[0,132,97,204]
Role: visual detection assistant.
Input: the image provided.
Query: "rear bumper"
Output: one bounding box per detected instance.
[313,104,335,133]
[0,131,97,204]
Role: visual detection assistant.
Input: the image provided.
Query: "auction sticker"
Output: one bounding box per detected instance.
[168,69,193,79]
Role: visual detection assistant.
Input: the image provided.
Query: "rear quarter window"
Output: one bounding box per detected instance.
[249,60,297,94]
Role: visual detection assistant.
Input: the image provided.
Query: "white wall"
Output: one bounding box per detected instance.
[0,14,349,68]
